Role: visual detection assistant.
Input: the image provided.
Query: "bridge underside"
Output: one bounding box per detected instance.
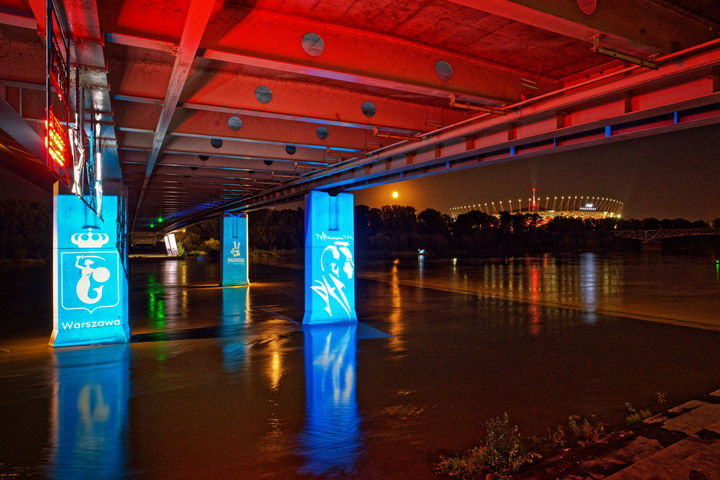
[0,0,719,234]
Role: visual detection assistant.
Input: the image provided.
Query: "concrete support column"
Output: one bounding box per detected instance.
[50,181,130,347]
[303,190,357,325]
[221,212,249,286]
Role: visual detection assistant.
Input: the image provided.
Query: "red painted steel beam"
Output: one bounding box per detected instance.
[105,13,547,107]
[121,149,318,174]
[155,43,720,232]
[106,57,470,135]
[132,0,219,230]
[450,0,719,56]
[117,129,342,164]
[0,9,37,29]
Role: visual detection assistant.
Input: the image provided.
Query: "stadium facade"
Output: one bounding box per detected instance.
[449,189,623,222]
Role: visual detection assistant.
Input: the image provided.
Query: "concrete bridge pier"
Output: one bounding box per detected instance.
[50,181,130,347]
[642,240,662,252]
[221,212,249,286]
[303,190,357,325]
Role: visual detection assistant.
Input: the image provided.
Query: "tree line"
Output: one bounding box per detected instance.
[177,205,720,257]
[2,197,717,260]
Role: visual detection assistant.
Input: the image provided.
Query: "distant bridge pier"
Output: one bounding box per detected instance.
[50,181,130,347]
[303,191,357,325]
[221,212,249,286]
[641,240,662,252]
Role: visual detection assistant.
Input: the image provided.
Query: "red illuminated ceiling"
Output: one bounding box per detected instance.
[0,0,718,232]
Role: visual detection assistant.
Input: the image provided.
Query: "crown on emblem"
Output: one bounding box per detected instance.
[71,228,109,248]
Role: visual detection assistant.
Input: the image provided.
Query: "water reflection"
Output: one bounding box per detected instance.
[389,264,404,352]
[161,261,180,325]
[579,253,598,323]
[49,344,130,480]
[221,286,250,371]
[299,324,362,476]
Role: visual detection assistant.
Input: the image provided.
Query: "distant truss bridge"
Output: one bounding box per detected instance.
[614,228,720,242]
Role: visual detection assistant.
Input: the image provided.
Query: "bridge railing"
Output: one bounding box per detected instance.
[130,233,158,246]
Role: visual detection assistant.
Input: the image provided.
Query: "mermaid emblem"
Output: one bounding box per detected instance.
[75,255,111,304]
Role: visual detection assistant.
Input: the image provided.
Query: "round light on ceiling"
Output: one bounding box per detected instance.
[316,126,329,139]
[228,116,243,131]
[576,0,597,15]
[301,32,325,57]
[210,138,223,149]
[285,145,296,155]
[361,101,376,118]
[255,85,273,104]
[435,60,452,82]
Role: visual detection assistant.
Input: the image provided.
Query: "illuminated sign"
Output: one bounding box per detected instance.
[221,213,248,286]
[580,203,596,211]
[304,191,357,324]
[45,108,69,168]
[51,185,129,347]
[163,233,178,256]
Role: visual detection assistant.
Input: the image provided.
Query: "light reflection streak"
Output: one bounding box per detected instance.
[162,260,179,326]
[299,324,361,476]
[389,264,404,352]
[50,344,129,480]
[529,264,540,336]
[579,253,598,323]
[221,286,250,371]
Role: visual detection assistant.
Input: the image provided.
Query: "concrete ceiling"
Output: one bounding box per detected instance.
[0,0,719,232]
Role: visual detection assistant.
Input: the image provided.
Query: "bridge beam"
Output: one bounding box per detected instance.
[449,0,720,56]
[132,0,219,231]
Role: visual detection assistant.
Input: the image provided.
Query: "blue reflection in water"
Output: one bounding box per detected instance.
[221,286,249,371]
[299,324,362,476]
[579,253,598,323]
[50,344,130,480]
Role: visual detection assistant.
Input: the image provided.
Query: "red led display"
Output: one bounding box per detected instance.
[45,109,69,168]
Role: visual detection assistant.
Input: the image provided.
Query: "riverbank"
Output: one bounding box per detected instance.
[514,389,720,479]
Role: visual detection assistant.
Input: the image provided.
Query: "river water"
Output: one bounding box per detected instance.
[2,252,720,479]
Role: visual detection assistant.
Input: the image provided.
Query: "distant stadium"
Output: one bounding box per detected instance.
[449,189,623,223]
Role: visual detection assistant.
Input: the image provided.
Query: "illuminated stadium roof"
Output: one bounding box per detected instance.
[449,190,623,220]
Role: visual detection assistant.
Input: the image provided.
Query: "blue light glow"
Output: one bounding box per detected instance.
[304,191,357,324]
[299,324,361,476]
[221,286,249,371]
[51,183,130,347]
[50,344,130,479]
[221,213,249,286]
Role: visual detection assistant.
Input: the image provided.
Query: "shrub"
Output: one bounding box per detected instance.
[568,415,606,447]
[435,413,539,479]
[624,403,652,426]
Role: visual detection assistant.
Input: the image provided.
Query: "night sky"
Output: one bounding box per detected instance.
[2,124,719,222]
[353,123,720,222]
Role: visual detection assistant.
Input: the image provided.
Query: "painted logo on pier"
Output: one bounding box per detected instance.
[310,233,355,318]
[60,251,119,314]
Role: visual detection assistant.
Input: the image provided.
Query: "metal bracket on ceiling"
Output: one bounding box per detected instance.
[372,126,422,142]
[592,35,659,70]
[449,94,507,115]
